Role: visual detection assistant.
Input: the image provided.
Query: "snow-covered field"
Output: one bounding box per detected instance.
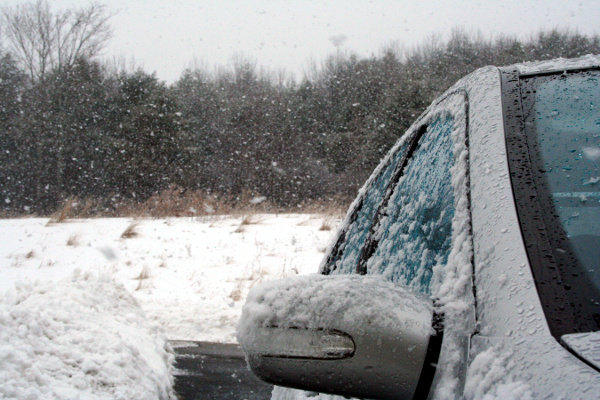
[0,214,338,399]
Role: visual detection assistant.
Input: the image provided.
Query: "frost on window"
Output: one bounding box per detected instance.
[367,116,455,295]
[326,141,409,275]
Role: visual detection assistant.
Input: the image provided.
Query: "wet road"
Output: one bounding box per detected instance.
[171,341,274,400]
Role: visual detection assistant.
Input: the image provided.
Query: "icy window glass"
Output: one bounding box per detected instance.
[367,116,455,295]
[327,141,409,274]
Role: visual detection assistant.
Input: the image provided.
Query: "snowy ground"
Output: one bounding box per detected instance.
[0,214,338,399]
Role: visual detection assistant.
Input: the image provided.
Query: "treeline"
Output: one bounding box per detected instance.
[1,5,599,215]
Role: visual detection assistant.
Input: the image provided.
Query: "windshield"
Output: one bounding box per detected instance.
[516,69,600,335]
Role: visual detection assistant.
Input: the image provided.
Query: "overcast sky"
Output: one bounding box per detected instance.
[4,0,600,83]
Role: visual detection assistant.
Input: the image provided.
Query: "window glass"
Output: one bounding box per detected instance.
[530,74,600,272]
[514,70,600,335]
[366,116,455,295]
[327,141,409,274]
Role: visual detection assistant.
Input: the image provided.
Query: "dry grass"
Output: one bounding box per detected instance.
[229,285,243,302]
[240,215,255,226]
[134,266,151,291]
[9,186,352,220]
[319,216,336,231]
[229,267,269,301]
[295,195,351,217]
[234,214,262,233]
[297,212,342,231]
[66,233,80,246]
[25,250,35,259]
[114,186,277,219]
[47,198,75,224]
[121,223,139,239]
[46,197,99,224]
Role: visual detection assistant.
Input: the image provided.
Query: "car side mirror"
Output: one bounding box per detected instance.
[237,274,442,400]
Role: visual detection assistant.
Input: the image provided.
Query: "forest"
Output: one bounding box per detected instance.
[1,2,600,216]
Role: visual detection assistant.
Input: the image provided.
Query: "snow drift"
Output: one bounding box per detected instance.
[0,270,175,400]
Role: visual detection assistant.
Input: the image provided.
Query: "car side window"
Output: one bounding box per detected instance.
[324,140,411,275]
[366,115,455,295]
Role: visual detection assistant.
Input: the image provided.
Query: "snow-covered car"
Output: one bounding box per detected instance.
[237,55,600,399]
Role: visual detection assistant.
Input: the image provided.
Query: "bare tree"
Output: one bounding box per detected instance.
[1,0,113,81]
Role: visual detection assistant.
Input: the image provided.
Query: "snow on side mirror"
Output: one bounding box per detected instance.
[237,274,442,400]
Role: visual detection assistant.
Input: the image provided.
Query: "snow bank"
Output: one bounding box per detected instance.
[0,270,175,400]
[0,215,333,343]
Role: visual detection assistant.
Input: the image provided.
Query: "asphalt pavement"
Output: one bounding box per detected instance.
[171,341,274,400]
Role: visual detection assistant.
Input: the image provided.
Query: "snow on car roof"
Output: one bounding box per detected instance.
[513,54,600,75]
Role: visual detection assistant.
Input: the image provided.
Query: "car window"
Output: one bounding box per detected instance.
[529,73,600,262]
[512,69,600,336]
[366,116,455,295]
[324,139,411,275]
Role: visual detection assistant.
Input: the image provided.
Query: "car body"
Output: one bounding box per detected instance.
[237,55,600,399]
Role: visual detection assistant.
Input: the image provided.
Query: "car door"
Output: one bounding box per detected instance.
[272,91,475,400]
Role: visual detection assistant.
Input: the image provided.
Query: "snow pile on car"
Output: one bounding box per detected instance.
[464,347,532,400]
[0,270,175,400]
[237,273,434,351]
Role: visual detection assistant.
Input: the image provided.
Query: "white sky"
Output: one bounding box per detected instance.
[3,0,600,83]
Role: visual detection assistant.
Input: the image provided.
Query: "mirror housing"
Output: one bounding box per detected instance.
[237,275,442,400]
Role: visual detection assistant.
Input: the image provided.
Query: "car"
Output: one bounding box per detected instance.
[236,54,600,399]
